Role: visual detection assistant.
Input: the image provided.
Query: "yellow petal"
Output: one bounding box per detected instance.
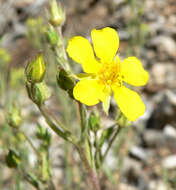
[91,27,119,63]
[120,57,149,86]
[66,36,100,73]
[113,85,145,121]
[73,79,102,106]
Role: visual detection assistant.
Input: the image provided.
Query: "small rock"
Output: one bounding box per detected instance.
[118,30,129,40]
[149,180,167,190]
[144,130,166,146]
[166,90,176,106]
[113,0,124,5]
[150,35,176,58]
[118,183,138,190]
[151,63,176,88]
[104,148,117,170]
[129,146,148,162]
[163,124,176,139]
[22,0,48,16]
[162,155,176,169]
[151,63,166,86]
[122,157,141,174]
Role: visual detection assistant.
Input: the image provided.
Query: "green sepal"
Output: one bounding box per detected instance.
[76,73,94,80]
[102,95,111,115]
[32,82,51,106]
[57,69,75,90]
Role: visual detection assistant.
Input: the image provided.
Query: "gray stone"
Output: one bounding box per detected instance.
[163,124,176,139]
[149,180,167,190]
[150,35,176,58]
[162,155,176,169]
[130,146,148,162]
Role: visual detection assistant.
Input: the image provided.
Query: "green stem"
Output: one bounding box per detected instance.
[22,131,41,160]
[43,106,69,132]
[77,102,100,189]
[12,128,42,163]
[53,46,65,68]
[76,146,101,190]
[78,102,88,143]
[101,126,122,163]
[78,102,93,167]
[18,168,41,190]
[94,131,101,170]
[57,26,71,71]
[38,105,77,145]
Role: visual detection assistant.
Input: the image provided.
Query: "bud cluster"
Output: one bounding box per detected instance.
[25,53,50,106]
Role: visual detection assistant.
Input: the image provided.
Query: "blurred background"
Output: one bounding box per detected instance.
[0,0,176,189]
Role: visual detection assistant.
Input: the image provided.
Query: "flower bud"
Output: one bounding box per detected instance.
[7,105,22,128]
[49,0,65,27]
[56,68,75,91]
[5,149,21,168]
[32,82,51,106]
[25,53,46,83]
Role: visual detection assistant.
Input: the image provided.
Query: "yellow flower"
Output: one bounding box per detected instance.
[66,27,149,121]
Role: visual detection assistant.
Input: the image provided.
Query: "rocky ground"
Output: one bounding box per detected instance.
[0,0,176,189]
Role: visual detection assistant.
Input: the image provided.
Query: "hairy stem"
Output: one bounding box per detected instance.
[22,131,41,159]
[76,102,100,189]
[38,105,77,145]
[57,26,71,71]
[76,146,101,190]
[78,102,88,143]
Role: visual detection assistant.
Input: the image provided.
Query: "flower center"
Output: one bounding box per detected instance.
[98,61,123,86]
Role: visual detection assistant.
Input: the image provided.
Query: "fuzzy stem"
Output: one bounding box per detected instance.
[78,102,88,143]
[77,102,100,189]
[38,105,77,145]
[22,131,41,159]
[57,26,71,71]
[76,146,101,190]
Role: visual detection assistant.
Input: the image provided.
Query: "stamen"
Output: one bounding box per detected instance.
[98,61,122,86]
